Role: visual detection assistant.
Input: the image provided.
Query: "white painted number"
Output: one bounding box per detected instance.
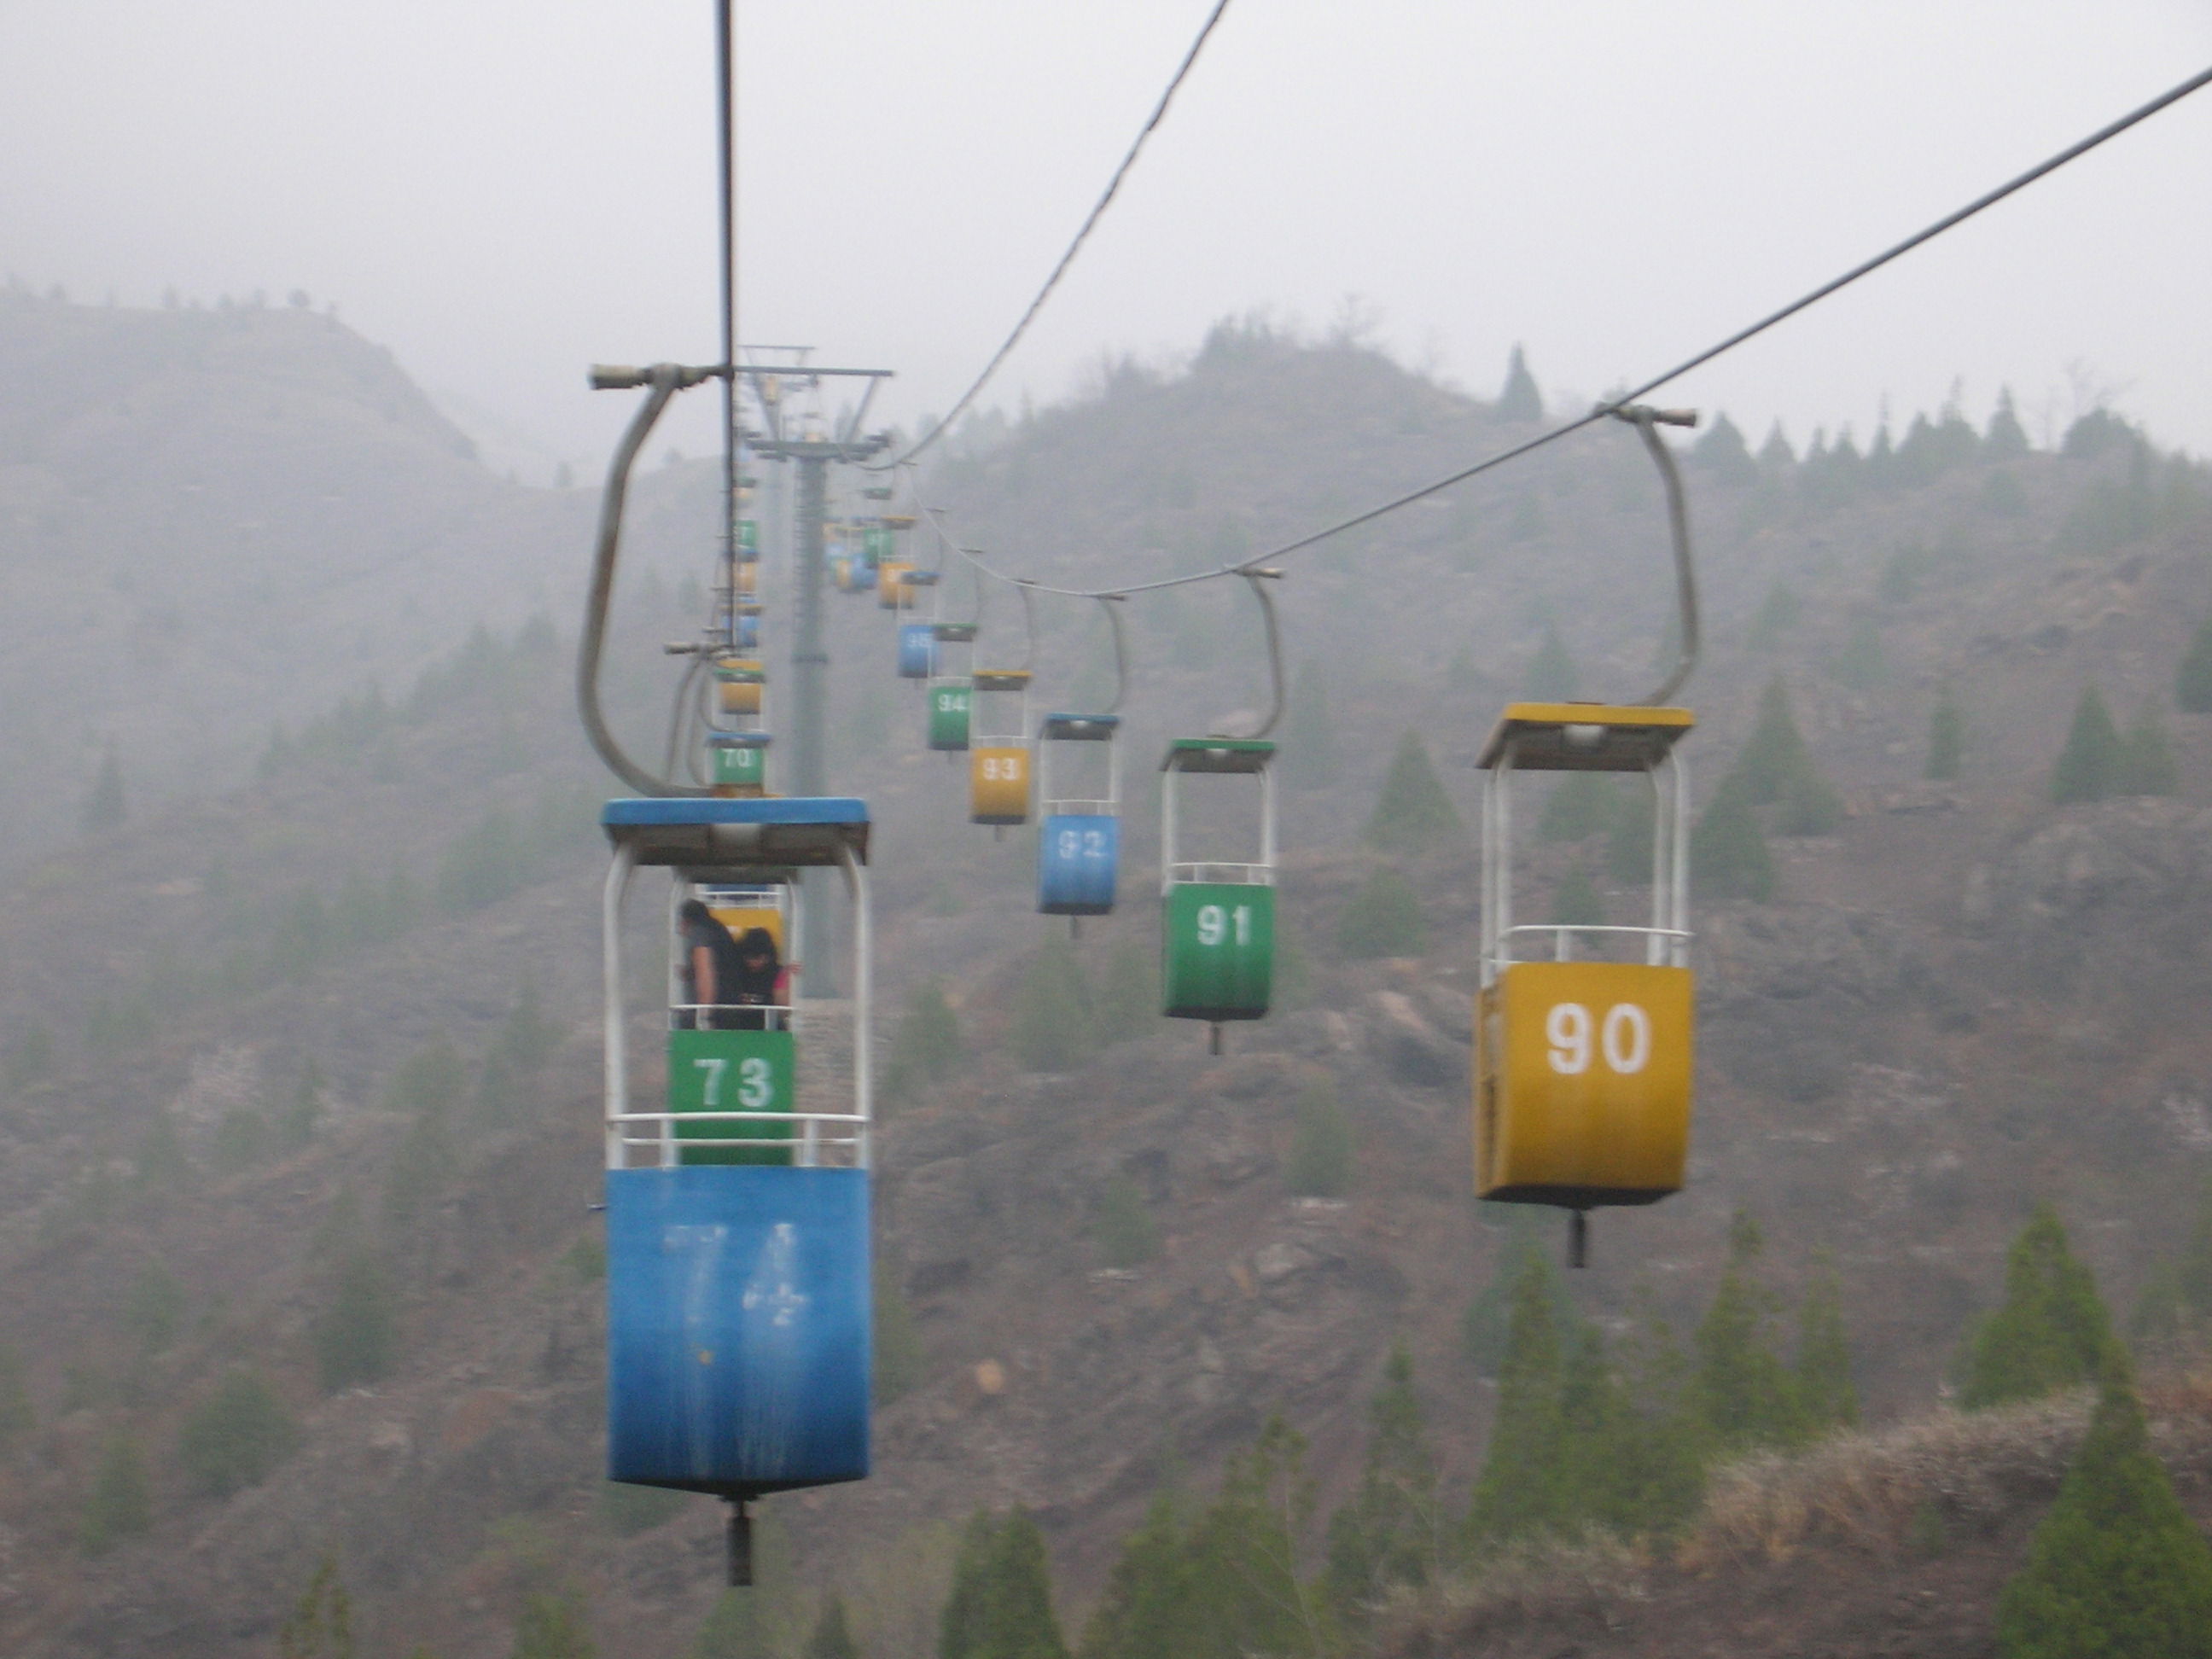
[737,1056,774,1109]
[1545,1002,1653,1076]
[981,755,1024,782]
[1545,1003,1591,1074]
[694,1056,728,1103]
[1195,905,1252,948]
[1056,830,1108,860]
[1601,1003,1650,1074]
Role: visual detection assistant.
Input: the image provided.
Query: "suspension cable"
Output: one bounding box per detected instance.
[911,59,2212,600]
[866,0,1233,473]
[715,0,741,647]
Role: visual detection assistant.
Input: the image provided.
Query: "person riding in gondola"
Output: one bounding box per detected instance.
[726,928,789,1030]
[677,899,746,1030]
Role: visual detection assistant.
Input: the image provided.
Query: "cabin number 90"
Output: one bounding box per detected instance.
[1543,1001,1650,1076]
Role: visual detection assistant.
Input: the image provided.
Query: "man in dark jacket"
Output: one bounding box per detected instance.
[676,899,746,1029]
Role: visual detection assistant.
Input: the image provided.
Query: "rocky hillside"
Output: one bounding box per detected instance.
[0,319,2209,1656]
[0,291,599,863]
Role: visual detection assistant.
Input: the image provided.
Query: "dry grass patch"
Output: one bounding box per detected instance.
[1679,1392,2088,1568]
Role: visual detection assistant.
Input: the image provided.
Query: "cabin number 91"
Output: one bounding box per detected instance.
[1543,1001,1651,1076]
[1195,903,1254,947]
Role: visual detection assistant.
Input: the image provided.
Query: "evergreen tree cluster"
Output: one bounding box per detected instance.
[1010,935,1155,1071]
[1080,1419,1324,1659]
[1070,1211,1863,1643]
[1686,678,1846,901]
[257,614,560,782]
[1463,1212,1854,1556]
[882,979,963,1103]
[2049,687,2177,805]
[942,1510,1068,1659]
[1957,1203,2119,1410]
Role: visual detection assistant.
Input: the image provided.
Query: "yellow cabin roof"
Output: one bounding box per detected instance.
[1476,703,1694,772]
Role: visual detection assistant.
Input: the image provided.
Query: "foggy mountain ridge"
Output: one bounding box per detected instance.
[0,291,612,867]
[3,311,2212,1656]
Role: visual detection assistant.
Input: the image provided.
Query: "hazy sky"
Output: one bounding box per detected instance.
[4,1,2209,480]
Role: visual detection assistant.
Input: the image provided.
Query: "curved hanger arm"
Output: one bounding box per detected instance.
[1097,595,1129,714]
[1610,405,1701,707]
[1215,568,1285,739]
[578,364,719,797]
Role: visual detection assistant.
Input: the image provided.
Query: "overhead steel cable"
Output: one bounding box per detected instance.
[716,0,741,646]
[865,0,1234,474]
[914,58,2212,601]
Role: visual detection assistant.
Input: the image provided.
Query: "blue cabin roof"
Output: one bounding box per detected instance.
[602,797,870,870]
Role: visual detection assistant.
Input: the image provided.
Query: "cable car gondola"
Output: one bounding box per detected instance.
[1036,714,1121,917]
[1472,405,1703,1268]
[969,668,1032,826]
[600,797,875,1582]
[925,624,977,752]
[1159,737,1276,1047]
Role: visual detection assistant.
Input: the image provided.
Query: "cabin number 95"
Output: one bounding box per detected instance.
[1543,1001,1651,1076]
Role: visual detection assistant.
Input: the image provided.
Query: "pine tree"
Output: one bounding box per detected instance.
[3,1021,54,1091]
[313,1254,398,1391]
[1757,422,1796,469]
[1285,1080,1354,1198]
[1690,773,1775,902]
[2177,1177,2212,1324]
[1795,1256,1859,1431]
[80,748,126,834]
[1692,1213,1810,1452]
[807,1595,859,1659]
[1335,866,1425,959]
[940,1511,1067,1659]
[1747,581,1801,651]
[884,979,963,1100]
[1077,1493,1198,1659]
[277,1555,355,1659]
[1012,935,1095,1072]
[1926,687,1965,781]
[2120,705,2180,796]
[1996,1359,2212,1658]
[0,1345,32,1447]
[1280,656,1341,786]
[1832,614,1883,690]
[1691,412,1760,486]
[1092,1174,1161,1268]
[876,1258,925,1405]
[1987,387,2031,457]
[1498,345,1542,422]
[178,1368,301,1496]
[1537,771,1615,843]
[2179,614,2212,713]
[1605,779,1656,883]
[512,1590,597,1659]
[1959,1203,2117,1410]
[1524,625,1579,701]
[1181,1417,1323,1659]
[1364,731,1464,854]
[1324,1344,1441,1622]
[1548,866,1603,932]
[2051,687,2126,804]
[1467,1254,1569,1541]
[694,1592,775,1659]
[80,1435,152,1553]
[1735,679,1842,830]
[1462,1210,1578,1373]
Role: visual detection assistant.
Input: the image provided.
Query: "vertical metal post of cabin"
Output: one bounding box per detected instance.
[789,451,835,992]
